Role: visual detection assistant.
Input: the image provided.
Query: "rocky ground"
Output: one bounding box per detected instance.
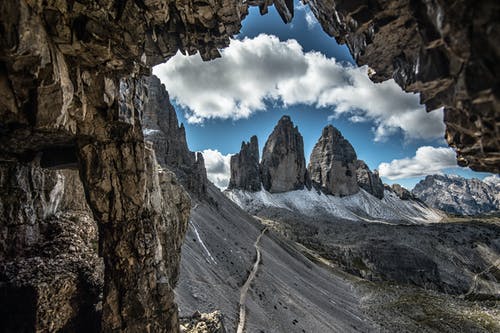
[303,246,500,333]
[176,183,377,332]
[180,311,227,333]
[256,210,500,295]
[175,181,500,332]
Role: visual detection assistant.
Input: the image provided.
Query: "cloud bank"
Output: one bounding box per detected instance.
[202,149,232,189]
[378,146,458,180]
[154,34,445,142]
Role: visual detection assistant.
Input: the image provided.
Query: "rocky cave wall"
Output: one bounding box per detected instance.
[0,0,247,331]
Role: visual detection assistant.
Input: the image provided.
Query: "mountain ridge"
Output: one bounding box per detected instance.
[412,174,500,216]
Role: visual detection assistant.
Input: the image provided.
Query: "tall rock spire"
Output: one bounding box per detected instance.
[228,135,261,191]
[260,116,309,193]
[308,125,359,196]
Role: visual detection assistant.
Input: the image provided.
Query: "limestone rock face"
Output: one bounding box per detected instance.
[142,75,208,198]
[142,76,193,170]
[1,0,241,329]
[75,81,191,333]
[391,184,415,201]
[412,174,500,215]
[355,160,384,199]
[308,125,359,196]
[0,162,103,332]
[228,136,261,191]
[260,116,308,193]
[306,0,500,173]
[180,311,227,333]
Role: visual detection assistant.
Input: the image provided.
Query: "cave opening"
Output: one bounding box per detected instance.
[0,0,498,332]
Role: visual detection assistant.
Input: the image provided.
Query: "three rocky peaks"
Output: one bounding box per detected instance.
[228,115,386,199]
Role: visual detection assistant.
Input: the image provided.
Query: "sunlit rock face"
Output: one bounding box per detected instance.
[260,116,309,193]
[413,174,500,215]
[308,125,359,196]
[306,0,500,173]
[228,135,262,192]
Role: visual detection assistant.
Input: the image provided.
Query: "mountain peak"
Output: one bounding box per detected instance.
[308,125,359,196]
[260,116,309,193]
[413,174,500,215]
[229,136,261,192]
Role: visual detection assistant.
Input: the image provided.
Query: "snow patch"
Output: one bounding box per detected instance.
[190,220,217,264]
[143,128,161,136]
[225,188,443,224]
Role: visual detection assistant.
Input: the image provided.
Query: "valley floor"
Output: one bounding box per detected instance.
[176,184,500,332]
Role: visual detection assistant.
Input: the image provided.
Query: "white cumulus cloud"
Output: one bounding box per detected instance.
[154,34,445,142]
[201,149,232,189]
[378,146,458,180]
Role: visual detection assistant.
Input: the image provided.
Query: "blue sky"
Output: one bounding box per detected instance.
[154,2,495,189]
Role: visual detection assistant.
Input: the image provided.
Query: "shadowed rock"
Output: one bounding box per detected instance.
[229,135,261,191]
[355,160,384,199]
[142,75,208,198]
[391,184,415,201]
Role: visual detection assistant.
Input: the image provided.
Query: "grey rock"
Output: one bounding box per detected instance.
[177,183,376,333]
[0,0,247,329]
[412,174,500,215]
[228,135,261,191]
[308,125,359,196]
[391,184,415,201]
[0,162,102,332]
[355,160,384,199]
[260,116,308,193]
[142,76,193,170]
[142,75,208,198]
[180,311,227,333]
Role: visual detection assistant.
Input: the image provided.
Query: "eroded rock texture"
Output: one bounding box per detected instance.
[0,0,243,329]
[391,184,415,201]
[355,160,384,199]
[142,75,208,198]
[412,174,500,215]
[228,135,261,192]
[0,162,102,332]
[180,311,227,333]
[306,0,500,173]
[261,116,309,193]
[308,125,359,196]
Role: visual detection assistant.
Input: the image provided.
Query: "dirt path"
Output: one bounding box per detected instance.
[236,227,268,333]
[464,259,500,297]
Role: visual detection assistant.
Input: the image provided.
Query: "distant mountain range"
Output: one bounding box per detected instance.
[412,174,500,216]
